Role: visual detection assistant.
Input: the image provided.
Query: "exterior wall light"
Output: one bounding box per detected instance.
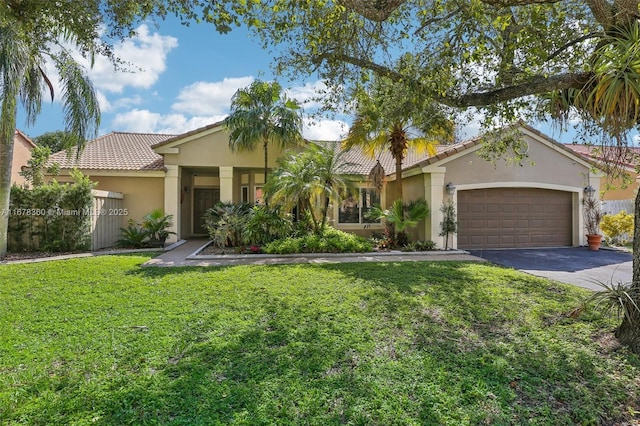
[445,182,456,195]
[584,185,595,199]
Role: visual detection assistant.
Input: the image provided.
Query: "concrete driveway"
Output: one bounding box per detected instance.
[469,247,633,290]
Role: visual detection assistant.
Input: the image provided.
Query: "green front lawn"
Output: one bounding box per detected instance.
[1,255,638,425]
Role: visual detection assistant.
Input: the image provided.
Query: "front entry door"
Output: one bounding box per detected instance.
[193,188,220,234]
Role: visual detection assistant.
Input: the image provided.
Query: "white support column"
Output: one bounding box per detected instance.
[220,166,234,203]
[423,168,447,247]
[164,165,180,242]
[577,172,603,246]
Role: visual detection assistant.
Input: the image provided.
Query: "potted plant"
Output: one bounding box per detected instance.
[583,196,604,250]
[142,208,176,247]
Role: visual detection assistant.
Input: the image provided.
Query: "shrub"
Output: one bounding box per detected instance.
[439,201,457,250]
[117,220,149,248]
[600,210,634,245]
[243,205,293,245]
[263,227,372,254]
[8,169,93,252]
[142,209,175,247]
[116,209,175,249]
[573,279,640,325]
[402,240,437,252]
[204,202,252,250]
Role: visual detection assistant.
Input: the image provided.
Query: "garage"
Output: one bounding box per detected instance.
[457,188,573,249]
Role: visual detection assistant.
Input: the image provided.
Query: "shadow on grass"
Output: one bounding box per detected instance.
[5,260,638,425]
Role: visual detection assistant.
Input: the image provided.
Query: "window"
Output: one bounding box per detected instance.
[241,186,249,203]
[339,188,380,224]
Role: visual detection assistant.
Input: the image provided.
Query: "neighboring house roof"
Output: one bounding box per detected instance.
[564,143,640,171]
[15,129,37,149]
[49,132,175,171]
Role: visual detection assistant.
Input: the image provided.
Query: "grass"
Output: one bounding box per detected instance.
[1,255,638,425]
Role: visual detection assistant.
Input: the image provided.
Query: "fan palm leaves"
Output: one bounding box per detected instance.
[0,24,100,257]
[267,143,358,234]
[550,21,640,139]
[225,80,304,185]
[366,198,430,247]
[343,77,454,199]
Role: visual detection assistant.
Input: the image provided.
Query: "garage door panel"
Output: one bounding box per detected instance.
[501,235,515,245]
[486,204,500,213]
[486,235,501,245]
[502,219,515,228]
[458,188,572,249]
[530,219,545,228]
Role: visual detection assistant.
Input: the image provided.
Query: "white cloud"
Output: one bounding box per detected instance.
[172,77,254,115]
[287,80,328,110]
[81,24,178,94]
[112,109,225,134]
[303,118,349,141]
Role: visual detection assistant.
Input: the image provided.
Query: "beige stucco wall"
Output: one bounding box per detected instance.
[599,170,638,201]
[11,135,33,186]
[441,136,589,189]
[400,128,598,248]
[53,172,164,228]
[161,128,293,169]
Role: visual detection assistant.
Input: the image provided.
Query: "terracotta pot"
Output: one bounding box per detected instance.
[586,234,603,251]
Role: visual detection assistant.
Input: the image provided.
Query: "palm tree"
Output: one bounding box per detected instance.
[343,77,454,200]
[224,80,304,185]
[549,21,640,353]
[366,198,430,248]
[0,25,100,257]
[267,143,358,234]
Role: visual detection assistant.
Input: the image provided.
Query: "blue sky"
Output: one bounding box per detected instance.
[16,16,585,144]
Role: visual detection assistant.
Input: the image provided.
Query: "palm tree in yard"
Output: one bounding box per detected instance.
[267,143,357,234]
[224,80,304,186]
[0,25,100,258]
[343,77,454,200]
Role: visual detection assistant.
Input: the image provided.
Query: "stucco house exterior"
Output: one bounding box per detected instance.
[564,143,639,201]
[48,122,601,250]
[11,130,36,186]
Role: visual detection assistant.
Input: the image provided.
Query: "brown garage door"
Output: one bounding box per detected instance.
[457,188,572,249]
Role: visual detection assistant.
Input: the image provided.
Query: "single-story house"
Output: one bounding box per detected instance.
[11,130,36,186]
[48,121,601,250]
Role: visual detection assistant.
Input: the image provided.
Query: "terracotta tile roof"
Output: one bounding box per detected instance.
[415,138,481,167]
[49,132,176,171]
[316,141,448,176]
[564,143,640,169]
[15,129,37,148]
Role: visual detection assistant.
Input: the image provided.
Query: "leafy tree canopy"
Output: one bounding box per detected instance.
[184,0,640,140]
[32,131,80,153]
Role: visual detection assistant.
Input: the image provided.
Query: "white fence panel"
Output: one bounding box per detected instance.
[91,190,124,250]
[600,199,634,216]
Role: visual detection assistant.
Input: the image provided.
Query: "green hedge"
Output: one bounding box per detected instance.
[262,227,373,254]
[8,170,94,252]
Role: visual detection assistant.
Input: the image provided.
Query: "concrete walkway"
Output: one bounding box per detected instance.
[142,239,483,267]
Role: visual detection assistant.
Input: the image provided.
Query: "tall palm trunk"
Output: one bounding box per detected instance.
[0,96,17,258]
[617,189,640,353]
[262,137,269,207]
[389,123,407,201]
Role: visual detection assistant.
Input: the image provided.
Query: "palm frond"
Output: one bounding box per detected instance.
[368,160,386,192]
[54,50,100,155]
